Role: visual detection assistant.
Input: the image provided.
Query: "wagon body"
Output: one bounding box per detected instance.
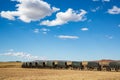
[22,62,26,68]
[36,61,45,68]
[71,61,83,69]
[86,62,101,70]
[45,61,55,68]
[56,61,67,68]
[109,61,120,71]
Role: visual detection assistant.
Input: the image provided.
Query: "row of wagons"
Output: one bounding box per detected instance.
[22,61,83,69]
[22,60,120,72]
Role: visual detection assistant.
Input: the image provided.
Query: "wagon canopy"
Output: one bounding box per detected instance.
[109,61,120,68]
[87,62,100,68]
[45,61,55,68]
[56,61,67,68]
[71,61,82,68]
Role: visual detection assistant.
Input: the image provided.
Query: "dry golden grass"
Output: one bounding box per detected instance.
[0,68,120,80]
[0,62,22,68]
[0,62,120,80]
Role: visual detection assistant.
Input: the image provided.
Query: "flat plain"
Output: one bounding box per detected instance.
[0,62,120,80]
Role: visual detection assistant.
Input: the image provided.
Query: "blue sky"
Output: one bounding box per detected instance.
[0,0,120,61]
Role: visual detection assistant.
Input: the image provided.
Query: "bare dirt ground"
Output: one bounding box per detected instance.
[0,68,120,80]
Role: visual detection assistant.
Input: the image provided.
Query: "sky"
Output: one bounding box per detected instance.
[0,0,120,61]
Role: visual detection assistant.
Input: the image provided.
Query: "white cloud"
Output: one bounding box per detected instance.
[33,28,50,34]
[57,35,79,39]
[93,0,110,2]
[87,19,92,22]
[108,6,120,14]
[102,0,110,2]
[42,32,47,34]
[0,11,16,20]
[92,0,99,1]
[40,28,50,34]
[0,0,59,23]
[105,35,113,39]
[81,28,89,31]
[8,49,14,52]
[0,49,44,60]
[118,24,120,27]
[40,28,50,32]
[40,8,87,26]
[34,28,39,33]
[91,7,100,12]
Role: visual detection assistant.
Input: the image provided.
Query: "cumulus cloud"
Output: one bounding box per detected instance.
[0,11,16,20]
[0,0,59,23]
[81,28,89,31]
[40,8,87,26]
[108,6,120,14]
[57,35,79,39]
[0,49,44,60]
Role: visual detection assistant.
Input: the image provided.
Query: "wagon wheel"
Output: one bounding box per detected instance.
[68,66,73,70]
[115,68,118,72]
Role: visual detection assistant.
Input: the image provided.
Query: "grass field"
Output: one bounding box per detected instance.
[0,62,120,80]
[0,62,22,68]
